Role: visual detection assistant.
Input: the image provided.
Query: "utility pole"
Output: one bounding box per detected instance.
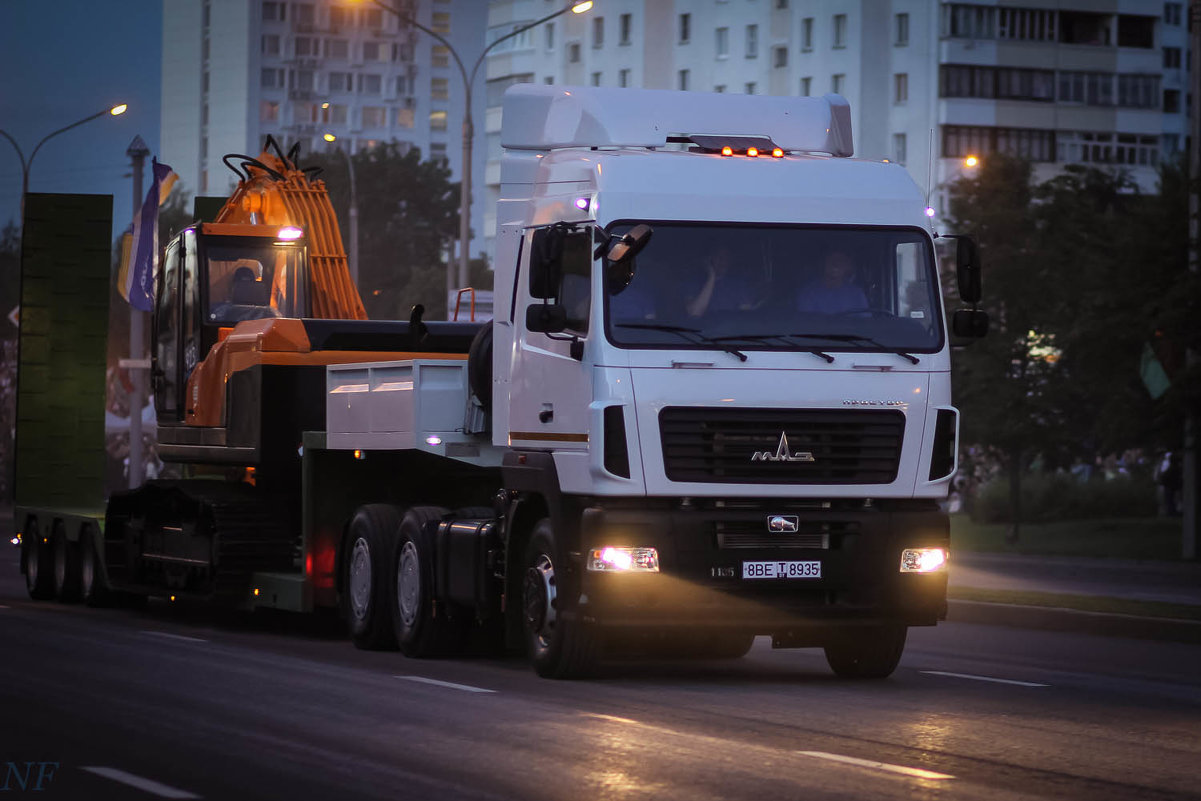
[126,136,150,488]
[1185,1,1200,559]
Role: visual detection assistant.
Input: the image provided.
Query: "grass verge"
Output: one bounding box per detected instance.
[951,516,1184,561]
[949,586,1201,622]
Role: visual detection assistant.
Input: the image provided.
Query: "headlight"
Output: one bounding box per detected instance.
[900,547,947,573]
[587,546,660,573]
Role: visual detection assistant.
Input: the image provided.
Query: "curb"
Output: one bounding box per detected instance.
[948,599,1201,644]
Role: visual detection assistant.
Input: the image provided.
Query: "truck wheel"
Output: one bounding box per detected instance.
[824,626,907,679]
[522,519,600,679]
[22,518,54,600]
[80,524,112,607]
[52,520,82,603]
[392,506,464,657]
[341,504,401,651]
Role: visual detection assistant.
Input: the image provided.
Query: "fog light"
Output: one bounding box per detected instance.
[587,546,659,572]
[900,548,947,573]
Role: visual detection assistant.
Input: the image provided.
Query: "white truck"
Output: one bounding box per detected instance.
[322,84,986,678]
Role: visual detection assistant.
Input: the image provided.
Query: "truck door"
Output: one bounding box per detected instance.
[153,239,182,421]
[509,227,594,451]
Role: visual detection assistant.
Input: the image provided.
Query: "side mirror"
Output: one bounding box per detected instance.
[606,224,653,264]
[526,303,568,333]
[952,308,989,339]
[529,227,565,299]
[954,237,982,304]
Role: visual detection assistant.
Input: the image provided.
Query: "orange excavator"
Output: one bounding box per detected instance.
[99,139,485,600]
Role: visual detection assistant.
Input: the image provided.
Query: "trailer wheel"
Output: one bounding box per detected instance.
[51,520,82,603]
[22,517,54,601]
[823,625,907,679]
[80,524,112,607]
[522,519,600,679]
[392,506,464,657]
[341,504,401,651]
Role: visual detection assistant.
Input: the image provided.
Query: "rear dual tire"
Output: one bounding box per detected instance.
[22,518,54,601]
[343,505,402,651]
[392,507,465,657]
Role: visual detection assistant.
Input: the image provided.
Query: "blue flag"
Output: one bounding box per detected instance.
[120,159,176,311]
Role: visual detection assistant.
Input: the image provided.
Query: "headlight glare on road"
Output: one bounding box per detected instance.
[587,546,659,573]
[900,547,947,573]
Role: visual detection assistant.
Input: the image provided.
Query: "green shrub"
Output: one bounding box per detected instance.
[972,472,1157,523]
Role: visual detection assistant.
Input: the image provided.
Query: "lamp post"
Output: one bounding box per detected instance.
[323,133,359,287]
[361,0,594,302]
[0,104,128,221]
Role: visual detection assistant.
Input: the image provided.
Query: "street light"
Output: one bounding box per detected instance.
[359,0,594,303]
[323,132,359,287]
[0,104,128,220]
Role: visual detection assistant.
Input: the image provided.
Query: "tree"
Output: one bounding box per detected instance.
[302,143,460,320]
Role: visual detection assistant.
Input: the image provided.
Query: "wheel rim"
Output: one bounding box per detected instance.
[348,538,372,621]
[397,540,421,628]
[523,553,557,649]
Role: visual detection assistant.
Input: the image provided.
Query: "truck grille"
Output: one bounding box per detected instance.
[715,519,854,549]
[660,407,904,484]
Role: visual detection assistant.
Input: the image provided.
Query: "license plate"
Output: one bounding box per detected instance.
[742,560,822,580]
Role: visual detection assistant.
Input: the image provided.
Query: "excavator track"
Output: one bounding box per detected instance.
[105,480,296,603]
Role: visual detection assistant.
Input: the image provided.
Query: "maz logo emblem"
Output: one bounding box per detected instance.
[751,432,815,463]
[768,515,800,533]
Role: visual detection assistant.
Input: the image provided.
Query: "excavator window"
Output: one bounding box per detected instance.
[204,239,307,325]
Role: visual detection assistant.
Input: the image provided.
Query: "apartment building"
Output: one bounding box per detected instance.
[483,0,1189,249]
[161,0,487,257]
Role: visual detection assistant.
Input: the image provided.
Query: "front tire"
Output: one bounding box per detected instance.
[341,505,401,651]
[824,625,907,679]
[80,524,112,607]
[522,519,600,679]
[392,506,465,657]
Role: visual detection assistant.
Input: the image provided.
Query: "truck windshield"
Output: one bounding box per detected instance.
[605,224,942,354]
[205,238,307,324]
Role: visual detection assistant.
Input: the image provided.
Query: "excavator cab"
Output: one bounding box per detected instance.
[153,223,309,423]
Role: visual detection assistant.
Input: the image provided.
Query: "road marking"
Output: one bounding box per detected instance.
[395,675,496,694]
[797,751,954,780]
[81,767,201,799]
[141,630,209,643]
[921,670,1050,688]
[585,713,641,725]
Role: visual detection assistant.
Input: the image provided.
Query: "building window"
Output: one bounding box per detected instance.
[364,41,386,62]
[678,69,689,91]
[800,76,811,96]
[296,69,314,91]
[894,73,908,104]
[833,14,846,48]
[745,82,757,95]
[773,46,788,68]
[1165,47,1182,69]
[620,13,632,45]
[895,13,909,46]
[944,4,996,39]
[714,84,726,93]
[431,77,449,100]
[431,45,449,68]
[329,6,347,28]
[361,106,386,128]
[679,13,691,43]
[262,1,282,21]
[261,68,283,88]
[430,142,448,167]
[545,23,554,50]
[746,24,758,58]
[1163,133,1181,154]
[358,73,382,95]
[1165,3,1183,25]
[395,107,414,128]
[832,73,845,94]
[997,8,1056,41]
[716,27,729,58]
[591,71,602,86]
[1164,89,1181,113]
[893,133,907,165]
[593,16,604,47]
[1058,71,1114,106]
[324,38,348,59]
[1057,130,1158,166]
[262,34,280,56]
[943,124,1056,162]
[260,101,279,122]
[328,71,352,93]
[1118,74,1161,108]
[295,3,314,25]
[429,110,448,131]
[777,0,788,8]
[569,42,581,62]
[619,68,631,87]
[327,103,347,124]
[430,11,449,34]
[801,17,813,50]
[295,36,315,57]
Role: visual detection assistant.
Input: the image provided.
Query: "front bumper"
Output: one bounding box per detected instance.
[573,499,948,634]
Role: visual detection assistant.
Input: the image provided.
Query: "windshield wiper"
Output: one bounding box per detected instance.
[615,323,748,362]
[791,333,920,364]
[711,333,834,363]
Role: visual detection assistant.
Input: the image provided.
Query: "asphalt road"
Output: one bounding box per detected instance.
[2,546,1199,801]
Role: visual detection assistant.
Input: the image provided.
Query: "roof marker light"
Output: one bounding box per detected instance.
[772,148,784,158]
[925,207,936,218]
[721,146,733,156]
[426,435,443,446]
[574,197,590,211]
[277,226,303,240]
[746,147,759,158]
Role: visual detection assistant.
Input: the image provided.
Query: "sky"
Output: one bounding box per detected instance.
[0,0,163,236]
